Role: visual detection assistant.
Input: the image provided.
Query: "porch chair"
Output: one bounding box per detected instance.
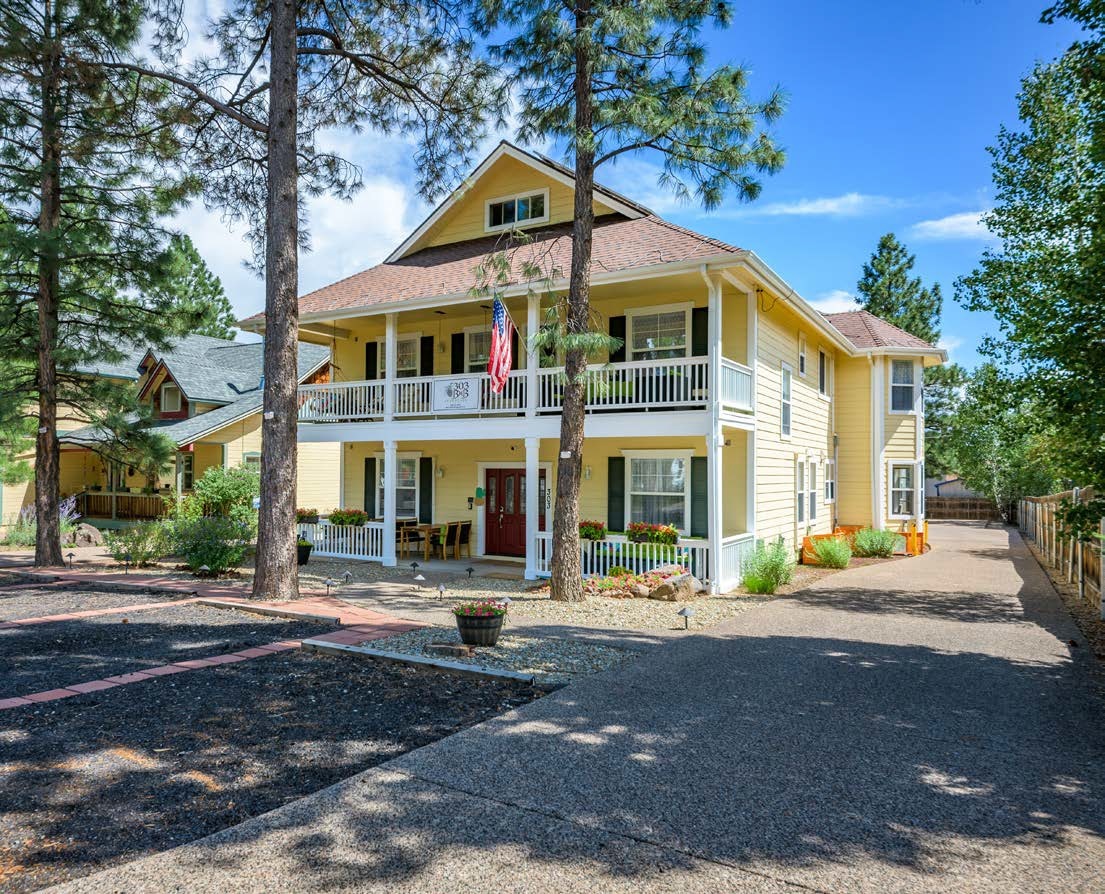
[424,522,448,561]
[454,520,472,560]
[399,519,423,557]
[430,522,458,561]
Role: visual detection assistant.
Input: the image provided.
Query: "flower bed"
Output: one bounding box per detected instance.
[584,565,690,599]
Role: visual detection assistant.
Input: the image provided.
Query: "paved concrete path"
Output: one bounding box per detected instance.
[49,522,1105,893]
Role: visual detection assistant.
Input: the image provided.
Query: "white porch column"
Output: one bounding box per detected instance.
[526,293,539,419]
[707,422,724,594]
[383,312,397,422]
[382,439,397,566]
[524,436,539,580]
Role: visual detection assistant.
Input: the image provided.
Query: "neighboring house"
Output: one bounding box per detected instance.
[230,140,946,591]
[0,334,340,529]
[926,475,983,498]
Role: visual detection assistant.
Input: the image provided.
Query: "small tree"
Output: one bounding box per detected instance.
[479,0,785,601]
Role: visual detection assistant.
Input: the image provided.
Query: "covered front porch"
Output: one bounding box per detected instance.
[295,430,756,592]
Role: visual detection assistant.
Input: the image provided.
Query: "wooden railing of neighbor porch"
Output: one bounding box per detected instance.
[1019,487,1104,618]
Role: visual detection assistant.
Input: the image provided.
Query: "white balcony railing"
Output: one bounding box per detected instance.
[719,532,757,591]
[298,354,753,423]
[534,532,710,580]
[298,381,385,422]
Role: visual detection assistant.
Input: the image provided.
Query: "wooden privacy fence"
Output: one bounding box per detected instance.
[1018,487,1104,619]
[927,497,1004,522]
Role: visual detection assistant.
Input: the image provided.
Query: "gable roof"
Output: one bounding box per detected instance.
[241,214,741,326]
[62,338,331,449]
[821,310,938,351]
[385,141,652,263]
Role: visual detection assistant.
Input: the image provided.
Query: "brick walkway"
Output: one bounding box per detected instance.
[0,570,423,711]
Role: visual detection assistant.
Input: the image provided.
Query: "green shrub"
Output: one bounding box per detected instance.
[168,517,250,575]
[742,539,795,594]
[812,536,852,569]
[104,523,168,566]
[192,465,260,531]
[607,565,632,577]
[852,527,903,558]
[1,510,35,547]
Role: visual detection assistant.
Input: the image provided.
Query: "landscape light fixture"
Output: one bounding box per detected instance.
[437,583,446,600]
[677,606,695,630]
[198,565,210,578]
[123,553,131,574]
[410,561,420,575]
[466,566,474,579]
[66,551,74,569]
[324,577,338,596]
[342,571,353,583]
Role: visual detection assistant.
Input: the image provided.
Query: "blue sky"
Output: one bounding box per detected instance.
[180,0,1079,366]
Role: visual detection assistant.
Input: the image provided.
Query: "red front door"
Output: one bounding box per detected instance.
[485,468,545,557]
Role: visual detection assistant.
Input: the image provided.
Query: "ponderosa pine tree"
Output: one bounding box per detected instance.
[164,235,237,340]
[132,1,505,599]
[0,0,197,565]
[477,0,785,601]
[856,233,942,346]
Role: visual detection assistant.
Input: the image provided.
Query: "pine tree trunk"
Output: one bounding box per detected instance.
[549,0,595,603]
[252,0,299,600]
[34,0,63,568]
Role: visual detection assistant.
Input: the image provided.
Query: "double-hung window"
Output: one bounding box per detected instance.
[465,328,492,373]
[824,460,836,503]
[808,460,818,522]
[379,336,419,378]
[796,459,805,524]
[629,308,689,361]
[798,333,807,377]
[780,363,793,437]
[486,189,548,231]
[818,349,832,397]
[243,452,261,473]
[891,360,916,412]
[377,455,419,519]
[161,382,181,413]
[889,463,916,518]
[178,453,194,491]
[627,455,688,532]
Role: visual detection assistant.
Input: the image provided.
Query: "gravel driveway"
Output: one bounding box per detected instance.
[49,521,1105,893]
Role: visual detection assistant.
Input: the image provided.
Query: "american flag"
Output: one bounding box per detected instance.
[487,297,514,394]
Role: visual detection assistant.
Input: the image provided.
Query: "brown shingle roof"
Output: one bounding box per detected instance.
[821,310,937,351]
[241,214,741,324]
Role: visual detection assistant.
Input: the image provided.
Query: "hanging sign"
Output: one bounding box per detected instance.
[432,376,480,411]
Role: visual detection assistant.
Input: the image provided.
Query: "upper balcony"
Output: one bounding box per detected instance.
[297,353,753,424]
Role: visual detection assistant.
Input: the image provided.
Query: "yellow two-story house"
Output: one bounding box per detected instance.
[241,142,945,591]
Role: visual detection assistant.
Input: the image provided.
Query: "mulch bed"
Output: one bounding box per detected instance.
[0,600,334,699]
[0,584,192,623]
[0,651,541,893]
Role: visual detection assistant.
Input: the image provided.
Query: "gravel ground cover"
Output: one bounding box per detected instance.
[0,650,541,893]
[361,626,637,684]
[0,601,333,699]
[0,584,192,622]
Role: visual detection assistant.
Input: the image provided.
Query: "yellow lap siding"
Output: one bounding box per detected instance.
[295,443,341,510]
[834,356,873,528]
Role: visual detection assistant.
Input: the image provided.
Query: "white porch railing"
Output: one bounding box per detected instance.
[298,521,384,561]
[720,358,754,414]
[536,355,710,412]
[719,532,756,592]
[298,381,385,422]
[534,532,710,580]
[297,354,755,423]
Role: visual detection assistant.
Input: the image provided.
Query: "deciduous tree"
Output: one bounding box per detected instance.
[478,0,784,601]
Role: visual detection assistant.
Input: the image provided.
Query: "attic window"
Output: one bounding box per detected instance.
[486,188,548,232]
[161,383,181,413]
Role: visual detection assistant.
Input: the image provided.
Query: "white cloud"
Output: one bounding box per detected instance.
[937,335,963,358]
[809,289,861,314]
[910,211,992,241]
[757,193,903,217]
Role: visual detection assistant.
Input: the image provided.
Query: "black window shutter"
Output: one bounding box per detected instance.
[451,332,465,374]
[608,457,626,531]
[691,307,710,357]
[364,342,378,380]
[690,456,708,538]
[419,458,433,523]
[363,457,376,515]
[510,327,520,370]
[609,316,626,363]
[420,336,435,376]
